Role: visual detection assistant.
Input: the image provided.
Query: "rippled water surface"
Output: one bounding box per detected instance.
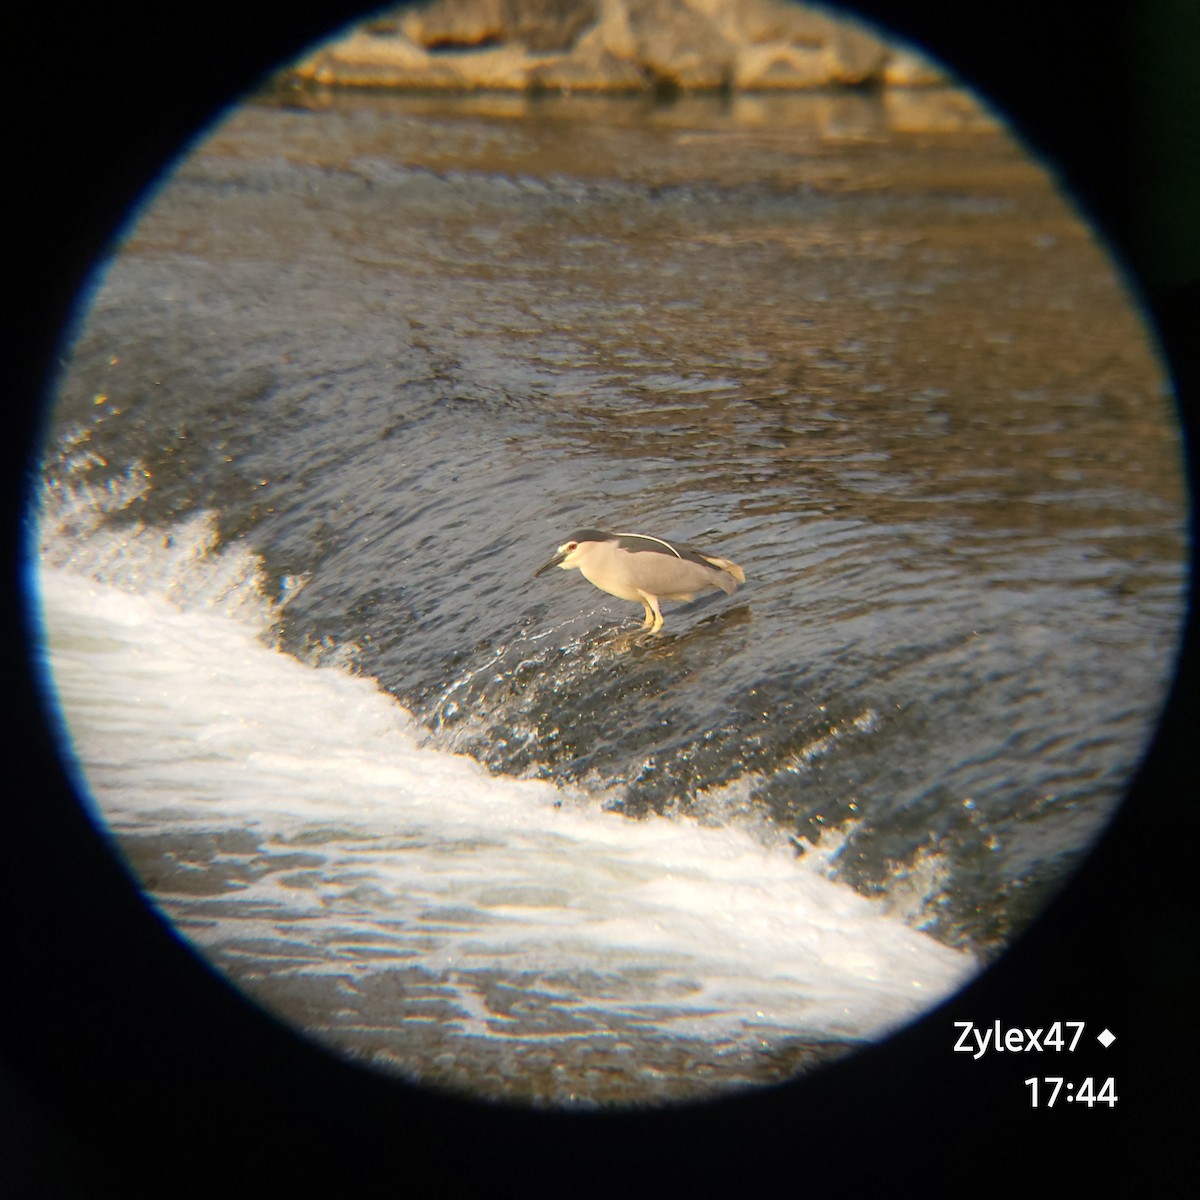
[35,89,1187,1104]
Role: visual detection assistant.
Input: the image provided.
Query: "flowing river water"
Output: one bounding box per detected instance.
[30,86,1187,1106]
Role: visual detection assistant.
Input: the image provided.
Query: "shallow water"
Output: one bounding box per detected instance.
[34,88,1187,1104]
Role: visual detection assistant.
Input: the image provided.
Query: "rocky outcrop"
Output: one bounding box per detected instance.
[288,0,946,92]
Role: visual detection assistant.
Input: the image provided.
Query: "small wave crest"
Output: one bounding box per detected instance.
[36,457,282,632]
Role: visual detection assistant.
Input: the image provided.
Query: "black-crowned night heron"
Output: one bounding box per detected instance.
[534,529,745,632]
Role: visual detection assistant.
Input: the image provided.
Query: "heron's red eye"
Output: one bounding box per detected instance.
[567,542,577,550]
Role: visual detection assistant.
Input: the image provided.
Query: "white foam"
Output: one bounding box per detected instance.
[33,561,973,1051]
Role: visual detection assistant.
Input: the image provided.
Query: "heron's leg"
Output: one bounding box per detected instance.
[639,593,664,633]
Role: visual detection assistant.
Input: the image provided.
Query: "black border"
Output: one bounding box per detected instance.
[6,2,1196,1192]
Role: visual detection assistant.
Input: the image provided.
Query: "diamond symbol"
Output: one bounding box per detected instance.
[1097,1028,1116,1048]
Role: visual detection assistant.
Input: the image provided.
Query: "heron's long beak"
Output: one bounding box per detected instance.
[533,550,566,578]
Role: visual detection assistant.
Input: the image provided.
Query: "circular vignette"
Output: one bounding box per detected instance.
[6,1,1197,1192]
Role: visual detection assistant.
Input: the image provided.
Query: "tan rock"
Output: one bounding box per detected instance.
[882,46,948,87]
[402,0,508,48]
[685,0,841,47]
[286,0,954,94]
[812,11,888,83]
[735,42,841,90]
[589,0,639,61]
[505,0,600,51]
[520,1,680,90]
[624,0,733,89]
[528,50,646,90]
[291,29,440,88]
[296,27,540,90]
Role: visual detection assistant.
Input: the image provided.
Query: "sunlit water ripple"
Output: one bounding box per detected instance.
[32,90,1187,1105]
